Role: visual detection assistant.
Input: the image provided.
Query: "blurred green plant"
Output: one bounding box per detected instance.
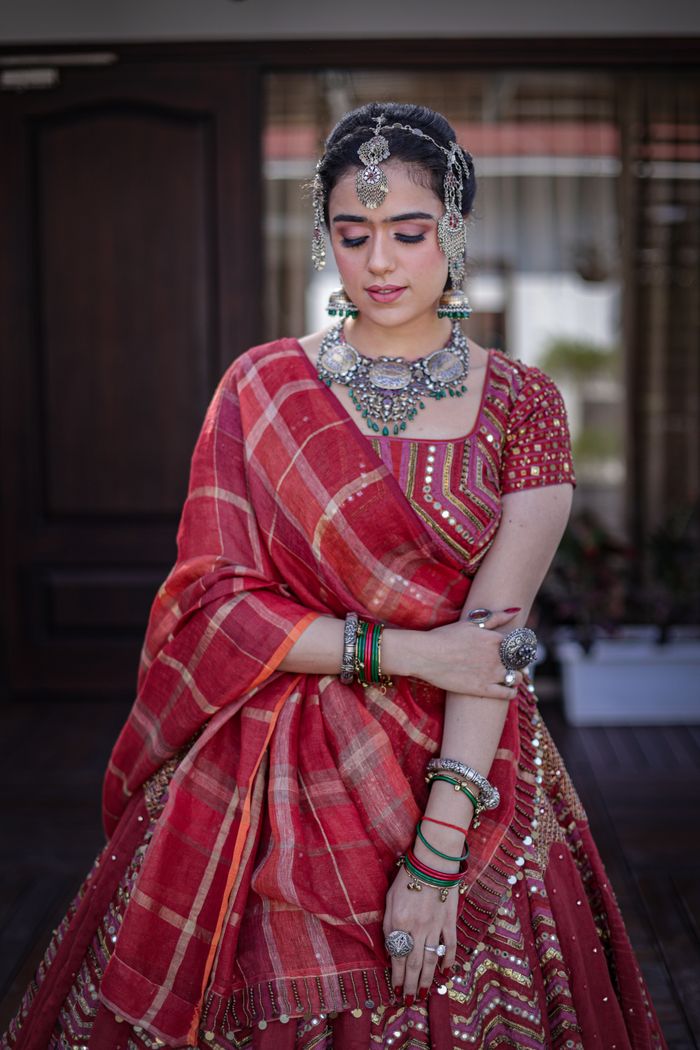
[538,503,700,648]
[540,338,618,382]
[572,426,620,462]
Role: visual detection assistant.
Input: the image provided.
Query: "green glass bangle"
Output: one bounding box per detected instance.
[416,820,469,862]
[403,856,462,888]
[371,625,381,681]
[355,621,368,684]
[427,773,481,812]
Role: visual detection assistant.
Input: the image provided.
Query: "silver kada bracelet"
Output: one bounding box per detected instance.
[426,757,500,810]
[340,611,359,684]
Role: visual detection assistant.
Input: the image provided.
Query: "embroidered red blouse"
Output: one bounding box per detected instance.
[371,350,575,575]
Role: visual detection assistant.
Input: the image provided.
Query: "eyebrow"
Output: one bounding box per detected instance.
[331,211,436,223]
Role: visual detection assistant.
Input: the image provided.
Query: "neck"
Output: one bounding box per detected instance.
[343,312,454,360]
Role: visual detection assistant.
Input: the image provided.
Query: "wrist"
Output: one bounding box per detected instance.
[381,627,423,678]
[411,833,461,875]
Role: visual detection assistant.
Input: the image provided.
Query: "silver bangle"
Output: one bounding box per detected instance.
[340,611,359,684]
[426,757,500,810]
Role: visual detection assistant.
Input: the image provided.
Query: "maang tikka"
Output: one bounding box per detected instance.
[312,114,472,319]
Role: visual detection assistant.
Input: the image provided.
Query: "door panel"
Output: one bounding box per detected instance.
[0,62,262,698]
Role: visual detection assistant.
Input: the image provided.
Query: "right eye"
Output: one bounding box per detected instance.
[341,236,369,248]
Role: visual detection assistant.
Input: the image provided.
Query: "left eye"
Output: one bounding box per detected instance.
[396,233,425,243]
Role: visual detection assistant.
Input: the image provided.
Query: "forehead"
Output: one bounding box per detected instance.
[329,161,441,214]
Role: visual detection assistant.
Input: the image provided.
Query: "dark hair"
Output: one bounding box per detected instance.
[317,101,476,225]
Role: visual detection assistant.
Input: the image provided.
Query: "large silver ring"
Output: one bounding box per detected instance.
[466,607,492,629]
[503,669,517,687]
[385,930,414,957]
[424,943,447,957]
[500,627,538,671]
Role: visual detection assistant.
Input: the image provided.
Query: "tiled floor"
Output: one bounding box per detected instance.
[0,698,698,1046]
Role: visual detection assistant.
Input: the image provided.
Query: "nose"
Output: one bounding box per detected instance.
[367,230,395,276]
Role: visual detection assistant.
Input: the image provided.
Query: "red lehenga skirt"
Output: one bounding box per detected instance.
[2,695,665,1050]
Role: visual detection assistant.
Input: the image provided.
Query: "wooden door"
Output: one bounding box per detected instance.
[0,59,261,699]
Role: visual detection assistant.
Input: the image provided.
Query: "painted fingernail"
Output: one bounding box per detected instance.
[394,985,402,997]
[405,994,414,1006]
[418,987,428,1000]
[504,607,522,613]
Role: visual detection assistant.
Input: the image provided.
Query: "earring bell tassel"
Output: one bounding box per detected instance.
[327,288,359,319]
[437,288,472,320]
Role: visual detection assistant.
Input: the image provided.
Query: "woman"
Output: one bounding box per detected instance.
[3,102,664,1050]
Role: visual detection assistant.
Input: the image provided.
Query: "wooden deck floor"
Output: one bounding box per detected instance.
[0,697,698,1047]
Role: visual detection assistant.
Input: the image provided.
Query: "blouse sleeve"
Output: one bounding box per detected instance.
[501,368,576,493]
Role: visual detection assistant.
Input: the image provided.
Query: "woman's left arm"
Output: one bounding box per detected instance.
[384,482,573,1001]
[439,481,574,771]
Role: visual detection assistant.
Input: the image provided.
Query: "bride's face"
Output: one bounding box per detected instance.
[327,161,450,329]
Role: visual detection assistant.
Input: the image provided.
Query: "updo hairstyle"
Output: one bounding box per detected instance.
[316,101,476,226]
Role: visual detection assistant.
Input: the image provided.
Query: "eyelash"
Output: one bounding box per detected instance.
[340,233,426,248]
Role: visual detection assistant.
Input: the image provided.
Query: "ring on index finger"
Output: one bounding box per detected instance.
[466,608,492,629]
[503,669,517,687]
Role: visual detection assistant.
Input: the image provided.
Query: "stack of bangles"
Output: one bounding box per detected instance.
[424,757,500,830]
[399,816,470,902]
[340,611,392,690]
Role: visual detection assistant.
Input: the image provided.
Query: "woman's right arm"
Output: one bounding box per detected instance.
[277,610,516,702]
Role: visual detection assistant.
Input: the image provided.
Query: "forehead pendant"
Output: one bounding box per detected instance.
[355,115,391,209]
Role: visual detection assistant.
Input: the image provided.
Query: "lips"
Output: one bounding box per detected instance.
[366,285,406,303]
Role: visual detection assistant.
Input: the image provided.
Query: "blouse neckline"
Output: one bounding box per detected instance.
[289,337,497,446]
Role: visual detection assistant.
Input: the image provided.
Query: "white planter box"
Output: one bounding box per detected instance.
[556,638,700,725]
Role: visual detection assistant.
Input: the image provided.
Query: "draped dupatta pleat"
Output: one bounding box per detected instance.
[98,340,523,1047]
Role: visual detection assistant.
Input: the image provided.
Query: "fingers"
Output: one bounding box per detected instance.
[402,934,428,999]
[479,608,520,630]
[415,939,440,997]
[440,923,458,974]
[483,681,520,702]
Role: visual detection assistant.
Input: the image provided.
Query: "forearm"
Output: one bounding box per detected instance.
[277,614,415,677]
[436,608,529,781]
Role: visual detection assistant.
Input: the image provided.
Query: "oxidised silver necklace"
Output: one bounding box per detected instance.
[316,322,470,436]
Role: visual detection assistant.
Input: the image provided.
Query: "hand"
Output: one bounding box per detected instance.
[383,859,459,1002]
[407,609,523,698]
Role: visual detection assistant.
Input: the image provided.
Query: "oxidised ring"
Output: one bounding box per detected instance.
[500,627,538,671]
[385,930,415,957]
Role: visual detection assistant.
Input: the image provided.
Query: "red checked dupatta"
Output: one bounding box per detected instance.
[99,339,524,1047]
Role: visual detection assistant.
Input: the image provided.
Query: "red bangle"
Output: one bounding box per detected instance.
[364,622,375,684]
[422,816,469,838]
[406,847,466,881]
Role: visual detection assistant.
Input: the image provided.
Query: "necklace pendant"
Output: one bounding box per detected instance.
[315,322,470,437]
